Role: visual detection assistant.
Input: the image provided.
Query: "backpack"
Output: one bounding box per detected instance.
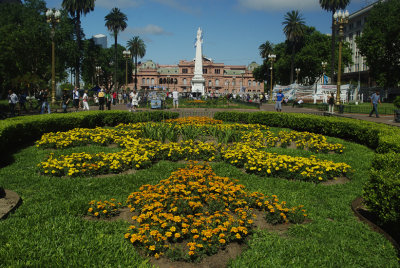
[98,91,105,98]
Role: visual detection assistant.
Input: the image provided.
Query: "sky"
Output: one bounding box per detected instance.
[45,0,371,66]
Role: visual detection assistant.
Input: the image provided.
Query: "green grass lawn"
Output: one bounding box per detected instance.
[0,130,399,267]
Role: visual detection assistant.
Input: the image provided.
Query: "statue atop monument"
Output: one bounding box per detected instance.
[192,27,205,96]
[196,27,202,46]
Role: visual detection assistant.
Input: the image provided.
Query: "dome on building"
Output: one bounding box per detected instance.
[247,62,259,72]
[140,60,157,70]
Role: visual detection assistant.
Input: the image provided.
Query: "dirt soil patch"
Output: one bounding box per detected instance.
[0,189,22,220]
[320,176,349,185]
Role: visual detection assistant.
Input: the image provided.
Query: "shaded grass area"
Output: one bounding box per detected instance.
[0,135,399,267]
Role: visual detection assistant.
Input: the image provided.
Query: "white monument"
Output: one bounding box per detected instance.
[191,27,205,96]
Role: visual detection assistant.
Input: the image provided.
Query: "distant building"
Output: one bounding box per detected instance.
[129,59,264,94]
[342,1,381,86]
[92,34,107,49]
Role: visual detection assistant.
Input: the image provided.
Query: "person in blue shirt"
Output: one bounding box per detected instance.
[369,90,381,118]
[275,90,284,112]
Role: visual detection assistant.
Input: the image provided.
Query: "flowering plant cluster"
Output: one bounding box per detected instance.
[186,100,207,104]
[165,116,222,125]
[36,117,350,182]
[277,130,344,153]
[121,163,306,261]
[87,198,123,218]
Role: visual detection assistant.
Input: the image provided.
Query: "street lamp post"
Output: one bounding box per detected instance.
[46,8,61,104]
[334,9,349,105]
[96,66,102,85]
[268,54,276,103]
[123,50,131,90]
[321,61,327,84]
[295,68,301,84]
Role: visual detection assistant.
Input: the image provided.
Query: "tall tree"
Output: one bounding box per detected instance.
[105,7,127,90]
[282,10,306,84]
[319,0,350,83]
[127,36,146,91]
[258,41,273,59]
[357,0,400,89]
[62,0,95,88]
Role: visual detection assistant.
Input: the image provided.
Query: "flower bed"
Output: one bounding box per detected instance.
[87,163,307,261]
[36,118,351,182]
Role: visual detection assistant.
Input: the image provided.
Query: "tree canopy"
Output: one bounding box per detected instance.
[253,26,351,86]
[356,0,400,88]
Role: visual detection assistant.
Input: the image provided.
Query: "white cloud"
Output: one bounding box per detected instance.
[96,0,143,9]
[237,0,320,11]
[126,24,172,36]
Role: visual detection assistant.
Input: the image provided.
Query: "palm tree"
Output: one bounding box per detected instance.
[258,41,273,59]
[62,0,95,88]
[105,7,127,90]
[282,10,306,84]
[319,0,350,83]
[127,36,146,91]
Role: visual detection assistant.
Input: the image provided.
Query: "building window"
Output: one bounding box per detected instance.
[203,68,208,74]
[151,78,154,85]
[215,79,219,86]
[248,80,251,86]
[214,69,220,74]
[208,80,212,86]
[355,64,359,72]
[142,78,145,85]
[225,80,228,86]
[182,68,188,74]
[357,20,361,27]
[253,81,256,86]
[183,78,187,85]
[349,23,353,30]
[146,78,149,85]
[232,81,235,86]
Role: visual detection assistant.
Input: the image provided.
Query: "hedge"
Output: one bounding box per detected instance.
[0,110,178,164]
[214,111,400,225]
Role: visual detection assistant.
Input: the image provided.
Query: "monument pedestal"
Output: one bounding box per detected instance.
[191,77,205,97]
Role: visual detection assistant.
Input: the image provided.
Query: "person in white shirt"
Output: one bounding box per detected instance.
[82,90,89,111]
[129,90,139,112]
[172,89,179,109]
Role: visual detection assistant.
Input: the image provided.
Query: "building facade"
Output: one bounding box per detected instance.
[92,34,107,49]
[128,58,264,94]
[342,1,380,86]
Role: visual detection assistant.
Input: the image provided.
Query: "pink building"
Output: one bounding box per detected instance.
[127,58,264,94]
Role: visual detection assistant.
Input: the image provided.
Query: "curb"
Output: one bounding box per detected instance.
[351,197,399,257]
[0,189,22,220]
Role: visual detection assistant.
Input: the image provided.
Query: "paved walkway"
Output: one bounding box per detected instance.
[7,102,399,127]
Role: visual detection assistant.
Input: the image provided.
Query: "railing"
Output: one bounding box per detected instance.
[301,103,396,115]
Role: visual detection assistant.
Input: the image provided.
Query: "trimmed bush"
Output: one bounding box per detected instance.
[214,111,400,225]
[0,110,178,164]
[363,152,400,224]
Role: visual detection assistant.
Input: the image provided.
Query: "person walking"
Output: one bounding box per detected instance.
[369,90,381,118]
[129,90,139,112]
[72,87,80,112]
[61,91,70,113]
[41,89,51,114]
[105,90,112,110]
[275,89,284,112]
[172,89,179,109]
[98,88,105,110]
[82,90,90,111]
[8,90,19,117]
[19,91,27,114]
[328,93,335,114]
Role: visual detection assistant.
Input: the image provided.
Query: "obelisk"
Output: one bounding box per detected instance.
[191,27,205,96]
